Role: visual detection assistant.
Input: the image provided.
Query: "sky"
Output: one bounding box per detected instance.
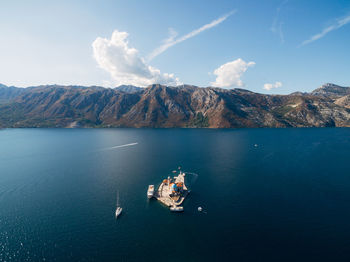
[0,0,349,94]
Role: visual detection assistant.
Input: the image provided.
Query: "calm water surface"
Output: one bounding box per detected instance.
[1,128,350,261]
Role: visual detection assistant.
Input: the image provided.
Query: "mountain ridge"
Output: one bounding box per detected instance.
[1,83,350,128]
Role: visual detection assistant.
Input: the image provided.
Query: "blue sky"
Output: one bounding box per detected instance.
[0,0,349,94]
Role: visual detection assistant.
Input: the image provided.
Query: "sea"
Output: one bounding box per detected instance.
[1,128,350,261]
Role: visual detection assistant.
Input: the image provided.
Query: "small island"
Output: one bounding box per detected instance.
[148,169,189,212]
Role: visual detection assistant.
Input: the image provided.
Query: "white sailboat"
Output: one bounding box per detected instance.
[115,191,122,218]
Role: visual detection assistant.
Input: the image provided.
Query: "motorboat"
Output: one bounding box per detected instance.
[170,206,184,212]
[147,185,154,199]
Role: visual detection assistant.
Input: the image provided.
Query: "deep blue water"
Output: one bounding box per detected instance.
[1,128,350,261]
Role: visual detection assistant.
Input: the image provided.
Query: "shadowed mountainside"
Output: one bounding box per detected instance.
[1,83,350,128]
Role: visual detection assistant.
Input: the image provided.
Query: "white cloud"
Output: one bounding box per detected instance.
[210,58,255,88]
[263,81,282,91]
[300,15,350,46]
[92,30,181,87]
[147,10,236,61]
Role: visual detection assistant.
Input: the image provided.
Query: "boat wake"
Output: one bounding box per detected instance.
[100,142,138,151]
[184,172,199,186]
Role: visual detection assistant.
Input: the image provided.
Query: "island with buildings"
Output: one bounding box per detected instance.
[147,169,189,212]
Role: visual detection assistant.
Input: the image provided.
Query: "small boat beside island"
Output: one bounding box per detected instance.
[147,185,154,199]
[170,206,184,212]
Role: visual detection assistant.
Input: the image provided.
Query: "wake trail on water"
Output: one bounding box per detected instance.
[183,172,199,187]
[99,142,138,151]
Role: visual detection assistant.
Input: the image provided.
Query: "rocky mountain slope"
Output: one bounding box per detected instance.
[311,83,350,97]
[0,83,350,128]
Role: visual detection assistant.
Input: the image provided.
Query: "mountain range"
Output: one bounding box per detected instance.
[1,83,350,128]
